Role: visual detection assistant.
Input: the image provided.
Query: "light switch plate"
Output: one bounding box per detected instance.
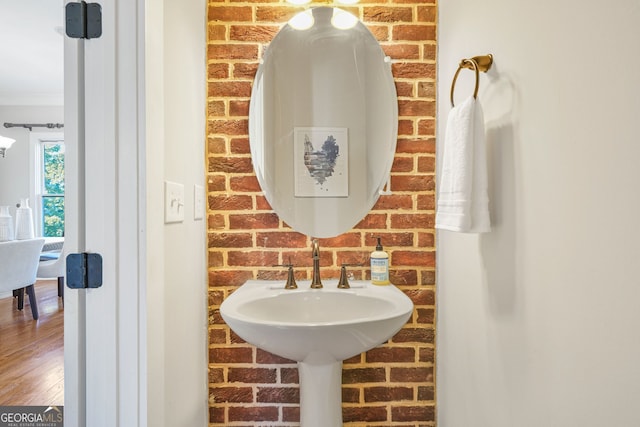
[164,180,185,223]
[194,184,204,220]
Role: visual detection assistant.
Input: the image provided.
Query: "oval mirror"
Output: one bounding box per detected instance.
[249,7,398,238]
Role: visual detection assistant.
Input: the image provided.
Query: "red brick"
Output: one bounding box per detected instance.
[208,270,253,287]
[210,386,253,403]
[209,407,224,424]
[366,347,415,363]
[395,82,414,97]
[392,250,435,267]
[417,194,436,210]
[397,119,414,135]
[207,44,258,60]
[364,386,413,402]
[390,212,434,229]
[343,406,388,422]
[417,307,435,324]
[417,5,437,23]
[399,99,436,117]
[208,195,253,211]
[228,367,277,384]
[417,80,436,98]
[256,6,297,22]
[354,214,387,229]
[421,270,436,285]
[392,24,436,41]
[228,250,279,267]
[418,231,434,247]
[209,119,248,136]
[229,100,250,116]
[418,118,435,136]
[318,233,361,248]
[393,62,436,79]
[232,63,259,79]
[207,137,226,154]
[390,269,418,285]
[418,385,435,401]
[230,137,250,154]
[372,194,413,210]
[364,6,413,22]
[342,367,386,384]
[391,404,435,422]
[391,156,414,173]
[256,231,307,248]
[342,387,360,403]
[397,137,435,154]
[207,24,226,41]
[229,213,280,230]
[208,232,253,248]
[209,367,225,383]
[393,327,435,344]
[391,174,435,192]
[208,6,252,22]
[282,406,300,422]
[207,213,226,230]
[256,387,299,403]
[209,81,252,98]
[366,25,389,41]
[207,175,226,193]
[281,368,299,383]
[208,62,229,79]
[209,328,226,344]
[228,406,279,422]
[390,366,433,383]
[420,347,435,363]
[208,100,225,117]
[230,25,279,42]
[382,43,420,60]
[229,175,262,192]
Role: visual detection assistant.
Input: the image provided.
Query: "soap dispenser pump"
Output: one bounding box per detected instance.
[370,237,390,285]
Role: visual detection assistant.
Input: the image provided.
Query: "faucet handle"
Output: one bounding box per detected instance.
[338,263,357,289]
[273,264,298,289]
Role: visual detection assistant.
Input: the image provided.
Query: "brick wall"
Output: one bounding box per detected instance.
[207,1,437,425]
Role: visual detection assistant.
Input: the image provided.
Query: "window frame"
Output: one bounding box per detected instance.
[30,132,65,237]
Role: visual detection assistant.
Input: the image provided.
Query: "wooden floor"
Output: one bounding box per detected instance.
[0,280,64,406]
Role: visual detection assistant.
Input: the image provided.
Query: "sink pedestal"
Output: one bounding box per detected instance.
[298,359,343,427]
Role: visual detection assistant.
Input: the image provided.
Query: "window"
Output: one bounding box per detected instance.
[40,142,65,237]
[31,133,65,238]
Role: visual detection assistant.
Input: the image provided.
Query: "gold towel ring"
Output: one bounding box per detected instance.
[450,54,494,107]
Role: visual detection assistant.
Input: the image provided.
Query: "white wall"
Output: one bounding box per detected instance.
[0,105,63,215]
[145,0,208,425]
[436,1,640,426]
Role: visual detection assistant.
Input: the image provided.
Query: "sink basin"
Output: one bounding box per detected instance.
[220,279,413,427]
[220,279,413,362]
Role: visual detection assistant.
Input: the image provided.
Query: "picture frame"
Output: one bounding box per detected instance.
[293,127,349,198]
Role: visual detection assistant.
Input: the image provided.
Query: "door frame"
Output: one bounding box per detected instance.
[64,0,146,425]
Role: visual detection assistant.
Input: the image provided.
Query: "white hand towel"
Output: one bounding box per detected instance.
[435,95,490,233]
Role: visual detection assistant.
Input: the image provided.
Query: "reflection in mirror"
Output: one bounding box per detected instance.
[249,7,398,238]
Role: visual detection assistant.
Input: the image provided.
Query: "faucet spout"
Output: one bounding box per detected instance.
[310,239,323,289]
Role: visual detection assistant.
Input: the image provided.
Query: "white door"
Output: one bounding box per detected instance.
[64,0,145,425]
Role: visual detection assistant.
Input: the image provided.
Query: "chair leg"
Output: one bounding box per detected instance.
[16,288,25,310]
[25,284,39,320]
[57,276,64,298]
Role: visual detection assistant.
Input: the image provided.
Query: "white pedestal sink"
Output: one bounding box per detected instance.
[220,279,413,427]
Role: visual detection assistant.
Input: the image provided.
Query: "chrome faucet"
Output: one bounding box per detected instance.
[310,239,322,289]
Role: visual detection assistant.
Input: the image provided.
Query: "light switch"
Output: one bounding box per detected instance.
[194,184,204,220]
[164,180,185,223]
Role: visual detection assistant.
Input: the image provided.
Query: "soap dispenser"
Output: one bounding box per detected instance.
[370,237,390,285]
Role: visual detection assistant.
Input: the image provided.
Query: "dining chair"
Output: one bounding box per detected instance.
[37,243,66,299]
[0,238,45,320]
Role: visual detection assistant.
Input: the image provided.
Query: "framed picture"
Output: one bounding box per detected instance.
[294,127,349,197]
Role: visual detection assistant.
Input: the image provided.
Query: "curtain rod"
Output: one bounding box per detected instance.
[3,122,64,131]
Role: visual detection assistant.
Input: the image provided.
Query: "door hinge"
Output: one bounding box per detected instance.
[65,1,102,39]
[66,253,103,289]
